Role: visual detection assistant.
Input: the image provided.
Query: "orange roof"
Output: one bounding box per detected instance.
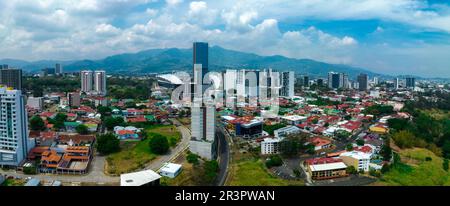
[311,137,331,147]
[118,130,136,135]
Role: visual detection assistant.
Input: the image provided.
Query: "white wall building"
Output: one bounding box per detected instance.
[340,151,372,172]
[261,138,281,155]
[159,163,182,178]
[0,87,35,167]
[94,70,107,95]
[280,71,295,98]
[274,126,301,138]
[26,97,44,111]
[81,70,93,93]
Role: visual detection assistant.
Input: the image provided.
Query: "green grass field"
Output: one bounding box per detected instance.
[106,125,181,175]
[228,157,304,186]
[1,179,26,186]
[378,148,450,186]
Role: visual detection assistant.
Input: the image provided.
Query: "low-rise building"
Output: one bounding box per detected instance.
[274,126,301,138]
[281,115,307,125]
[159,163,182,178]
[305,158,348,180]
[120,169,161,186]
[261,138,281,155]
[340,151,372,172]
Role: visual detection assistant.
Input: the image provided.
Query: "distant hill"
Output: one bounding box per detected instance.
[0,46,384,78]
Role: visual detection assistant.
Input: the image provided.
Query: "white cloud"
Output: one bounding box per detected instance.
[166,0,183,6]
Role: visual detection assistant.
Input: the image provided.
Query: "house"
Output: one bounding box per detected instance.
[40,112,56,120]
[281,115,307,125]
[310,137,332,151]
[58,134,95,146]
[114,126,141,140]
[120,169,161,186]
[341,120,362,133]
[126,116,147,123]
[64,121,81,132]
[123,108,144,117]
[159,163,182,178]
[340,151,372,172]
[274,126,301,138]
[66,113,78,121]
[304,157,348,180]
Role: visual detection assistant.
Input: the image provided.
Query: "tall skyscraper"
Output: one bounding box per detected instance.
[280,71,295,98]
[357,73,369,91]
[303,76,309,87]
[328,72,348,89]
[406,77,415,89]
[55,63,63,74]
[373,77,379,85]
[190,42,217,160]
[94,70,107,95]
[81,70,93,93]
[0,87,34,167]
[193,42,209,78]
[0,68,22,90]
[394,78,400,90]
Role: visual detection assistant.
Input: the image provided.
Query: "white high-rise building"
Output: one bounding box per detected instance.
[94,70,107,95]
[190,44,217,161]
[0,87,34,167]
[280,71,295,98]
[81,70,93,93]
[394,78,400,90]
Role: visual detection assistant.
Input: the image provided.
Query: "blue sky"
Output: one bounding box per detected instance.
[0,0,449,77]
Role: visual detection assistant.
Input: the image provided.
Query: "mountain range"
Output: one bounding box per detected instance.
[0,46,385,78]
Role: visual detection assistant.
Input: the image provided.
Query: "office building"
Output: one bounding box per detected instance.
[305,158,348,180]
[0,65,9,70]
[193,42,209,78]
[68,92,81,107]
[55,63,63,74]
[357,73,369,91]
[81,70,93,93]
[328,72,348,89]
[373,77,379,85]
[0,87,34,167]
[190,42,217,160]
[303,76,309,87]
[0,68,22,90]
[317,78,324,87]
[394,78,400,90]
[26,97,44,111]
[280,71,295,98]
[406,77,415,89]
[94,70,107,95]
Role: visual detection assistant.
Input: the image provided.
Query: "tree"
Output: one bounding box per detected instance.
[356,139,365,146]
[187,153,200,165]
[346,144,354,151]
[346,166,357,175]
[380,138,393,161]
[279,133,309,157]
[391,130,416,149]
[96,133,120,155]
[265,155,283,168]
[29,116,45,131]
[443,159,449,171]
[104,116,125,130]
[149,134,169,154]
[97,106,112,116]
[203,160,219,183]
[76,124,89,135]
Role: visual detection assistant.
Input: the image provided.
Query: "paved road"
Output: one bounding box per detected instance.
[145,118,191,171]
[215,126,230,186]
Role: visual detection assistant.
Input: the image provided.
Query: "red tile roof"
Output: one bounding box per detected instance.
[305,157,343,165]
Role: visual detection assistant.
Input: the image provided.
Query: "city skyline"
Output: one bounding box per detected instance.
[0,0,449,78]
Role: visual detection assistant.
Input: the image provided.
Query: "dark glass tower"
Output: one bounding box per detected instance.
[0,68,22,90]
[357,73,368,91]
[193,42,209,78]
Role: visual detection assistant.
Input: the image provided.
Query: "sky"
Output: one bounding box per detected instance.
[0,0,449,78]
